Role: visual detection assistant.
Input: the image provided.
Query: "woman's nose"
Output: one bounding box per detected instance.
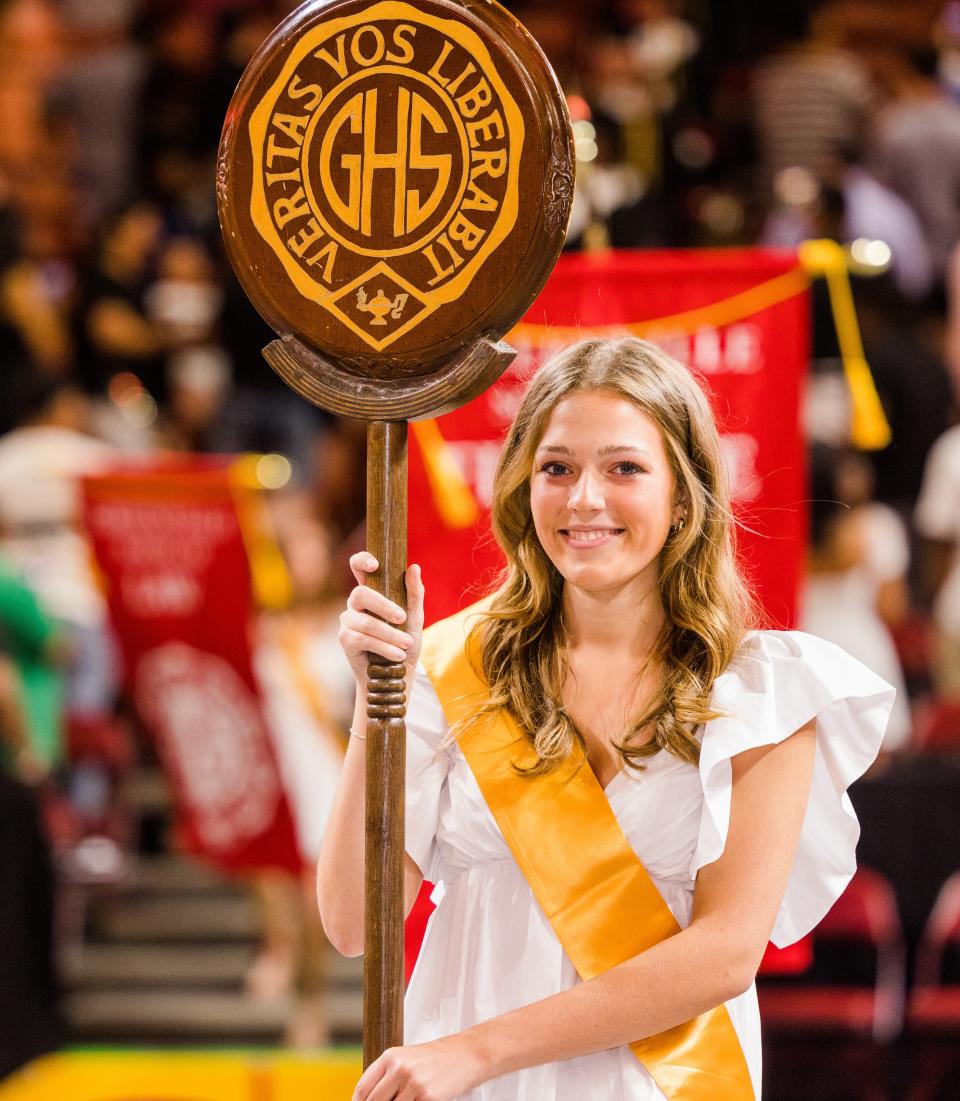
[567,470,604,510]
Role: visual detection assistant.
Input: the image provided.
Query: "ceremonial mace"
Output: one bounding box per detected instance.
[217,0,573,1063]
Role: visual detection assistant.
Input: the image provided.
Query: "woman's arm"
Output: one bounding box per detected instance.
[317,694,425,956]
[354,721,817,1099]
[317,554,425,957]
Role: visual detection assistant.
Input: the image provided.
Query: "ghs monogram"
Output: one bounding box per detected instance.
[247,1,524,353]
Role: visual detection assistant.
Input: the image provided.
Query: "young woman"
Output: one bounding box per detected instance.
[318,338,894,1101]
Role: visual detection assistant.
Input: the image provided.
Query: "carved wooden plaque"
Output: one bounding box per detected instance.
[218,0,573,398]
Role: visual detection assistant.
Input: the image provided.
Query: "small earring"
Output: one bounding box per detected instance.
[670,518,686,536]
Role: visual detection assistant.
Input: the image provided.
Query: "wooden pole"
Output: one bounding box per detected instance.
[363,420,408,1063]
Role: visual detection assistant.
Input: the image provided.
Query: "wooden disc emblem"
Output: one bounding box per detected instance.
[218,0,573,415]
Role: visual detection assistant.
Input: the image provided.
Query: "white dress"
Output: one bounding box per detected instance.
[403,630,895,1101]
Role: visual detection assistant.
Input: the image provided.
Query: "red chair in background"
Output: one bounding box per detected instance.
[757,867,906,1101]
[911,698,960,753]
[906,871,960,1101]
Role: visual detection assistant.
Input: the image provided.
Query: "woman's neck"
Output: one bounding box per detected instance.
[561,579,666,657]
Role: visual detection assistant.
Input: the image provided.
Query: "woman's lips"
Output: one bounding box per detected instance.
[559,528,624,548]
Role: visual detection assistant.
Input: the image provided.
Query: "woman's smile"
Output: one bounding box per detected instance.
[559,526,625,548]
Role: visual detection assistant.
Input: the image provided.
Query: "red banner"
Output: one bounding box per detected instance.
[409,248,809,630]
[80,456,301,876]
[404,248,812,977]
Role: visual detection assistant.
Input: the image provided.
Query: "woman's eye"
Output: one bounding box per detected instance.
[539,462,571,476]
[612,461,644,475]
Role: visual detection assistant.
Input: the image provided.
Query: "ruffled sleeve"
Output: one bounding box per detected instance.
[692,630,895,947]
[404,662,453,882]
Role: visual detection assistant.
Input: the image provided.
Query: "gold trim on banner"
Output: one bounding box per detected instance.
[411,419,479,529]
[230,455,294,610]
[420,602,756,1101]
[508,266,810,343]
[798,239,892,451]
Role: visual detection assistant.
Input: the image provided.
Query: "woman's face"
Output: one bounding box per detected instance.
[529,390,680,598]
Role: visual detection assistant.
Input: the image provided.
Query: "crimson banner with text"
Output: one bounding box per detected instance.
[80,457,301,876]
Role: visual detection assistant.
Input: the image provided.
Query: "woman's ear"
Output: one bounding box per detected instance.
[672,492,689,528]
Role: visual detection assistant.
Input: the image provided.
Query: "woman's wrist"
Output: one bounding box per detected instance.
[426,1028,495,1093]
[456,1021,504,1088]
[350,689,368,743]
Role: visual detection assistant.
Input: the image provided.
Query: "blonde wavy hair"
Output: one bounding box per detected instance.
[465,336,755,774]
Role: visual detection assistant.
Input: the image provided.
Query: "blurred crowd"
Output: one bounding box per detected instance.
[2,0,960,1079]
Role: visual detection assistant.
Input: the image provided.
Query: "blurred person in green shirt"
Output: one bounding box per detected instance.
[0,558,67,783]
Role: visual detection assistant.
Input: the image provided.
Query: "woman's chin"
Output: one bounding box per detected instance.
[552,553,663,599]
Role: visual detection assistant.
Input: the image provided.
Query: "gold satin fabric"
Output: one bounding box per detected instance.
[420,602,755,1100]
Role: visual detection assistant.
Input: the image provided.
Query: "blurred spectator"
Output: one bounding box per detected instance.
[0,379,119,721]
[946,239,960,400]
[615,0,700,113]
[583,0,700,194]
[74,199,166,400]
[49,0,144,224]
[870,45,960,285]
[213,266,324,484]
[144,234,230,451]
[915,419,960,694]
[311,417,367,544]
[753,3,875,213]
[843,158,935,302]
[0,0,63,174]
[0,197,71,432]
[249,495,353,1046]
[155,346,231,453]
[138,6,220,224]
[0,525,65,1078]
[207,6,276,133]
[0,558,67,782]
[565,113,667,250]
[510,2,585,92]
[802,447,912,750]
[761,151,935,303]
[857,282,953,510]
[0,766,63,1077]
[935,0,960,102]
[144,236,222,348]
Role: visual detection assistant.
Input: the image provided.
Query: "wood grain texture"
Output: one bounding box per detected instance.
[262,332,516,421]
[363,420,409,1062]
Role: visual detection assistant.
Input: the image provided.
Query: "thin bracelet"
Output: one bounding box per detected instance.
[350,727,367,740]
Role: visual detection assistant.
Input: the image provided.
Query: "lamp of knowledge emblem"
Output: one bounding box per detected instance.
[218,0,573,392]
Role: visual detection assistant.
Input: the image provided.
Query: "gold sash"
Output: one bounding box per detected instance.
[420,602,754,1100]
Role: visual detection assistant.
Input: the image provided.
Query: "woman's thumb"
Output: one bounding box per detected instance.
[406,563,425,614]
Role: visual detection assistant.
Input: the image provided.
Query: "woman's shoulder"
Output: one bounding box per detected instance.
[705,628,896,749]
[725,627,892,686]
[695,627,897,948]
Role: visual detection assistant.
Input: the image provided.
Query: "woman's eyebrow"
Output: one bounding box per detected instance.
[535,444,654,458]
[597,444,653,458]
